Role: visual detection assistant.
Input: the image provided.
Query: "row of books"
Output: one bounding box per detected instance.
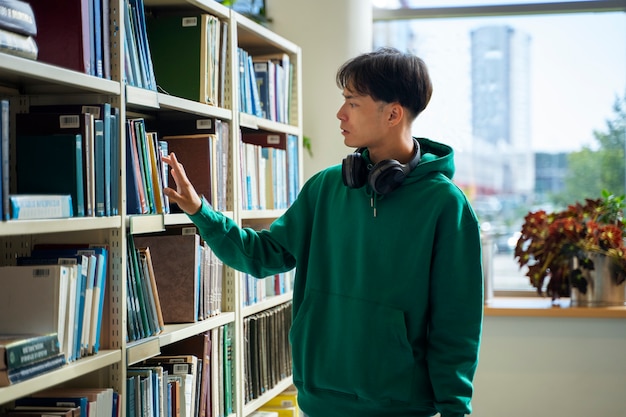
[0,0,37,60]
[126,2,293,121]
[243,302,293,404]
[0,244,109,386]
[242,270,295,308]
[242,51,293,124]
[3,386,120,417]
[11,244,109,362]
[124,0,156,90]
[128,327,233,417]
[127,116,230,215]
[10,0,112,78]
[5,107,296,221]
[240,132,299,211]
[0,101,121,220]
[126,230,224,343]
[126,118,169,216]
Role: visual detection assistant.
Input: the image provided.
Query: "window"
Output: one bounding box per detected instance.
[373,1,626,292]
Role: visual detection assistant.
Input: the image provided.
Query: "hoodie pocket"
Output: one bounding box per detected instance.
[290,289,416,403]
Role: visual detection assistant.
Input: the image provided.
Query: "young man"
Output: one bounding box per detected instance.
[163,47,483,417]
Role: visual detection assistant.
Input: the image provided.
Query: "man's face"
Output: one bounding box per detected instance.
[336,87,390,149]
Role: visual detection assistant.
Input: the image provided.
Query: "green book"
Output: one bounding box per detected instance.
[0,333,60,370]
[16,133,85,217]
[147,14,212,103]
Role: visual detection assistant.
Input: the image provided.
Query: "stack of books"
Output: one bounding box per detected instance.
[0,333,65,387]
[0,0,37,60]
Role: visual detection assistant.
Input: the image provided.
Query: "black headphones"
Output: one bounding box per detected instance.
[342,138,421,195]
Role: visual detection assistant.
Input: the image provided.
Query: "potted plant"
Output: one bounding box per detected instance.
[514,191,626,302]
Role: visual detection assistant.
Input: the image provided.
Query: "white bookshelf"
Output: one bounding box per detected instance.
[0,1,301,416]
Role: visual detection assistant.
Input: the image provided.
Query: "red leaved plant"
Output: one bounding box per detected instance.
[514,191,626,299]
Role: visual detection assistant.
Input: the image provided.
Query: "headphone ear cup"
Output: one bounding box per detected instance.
[342,153,368,188]
[368,160,406,195]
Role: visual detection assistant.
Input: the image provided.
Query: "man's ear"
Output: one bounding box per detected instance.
[388,102,404,127]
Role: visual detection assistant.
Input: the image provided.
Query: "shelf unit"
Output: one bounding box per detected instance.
[0,0,301,416]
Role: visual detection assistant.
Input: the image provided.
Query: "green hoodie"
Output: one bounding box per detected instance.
[189,137,483,417]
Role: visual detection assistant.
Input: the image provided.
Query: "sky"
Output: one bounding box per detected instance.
[373,4,626,153]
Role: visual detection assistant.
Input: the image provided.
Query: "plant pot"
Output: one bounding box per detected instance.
[570,252,626,307]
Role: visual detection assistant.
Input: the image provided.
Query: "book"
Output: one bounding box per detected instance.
[94,119,106,216]
[0,99,8,220]
[148,115,216,137]
[160,333,211,417]
[0,265,70,360]
[30,0,92,75]
[32,388,114,417]
[9,194,73,219]
[136,247,165,334]
[0,0,36,36]
[15,129,86,218]
[4,406,82,417]
[0,333,60,370]
[147,13,221,104]
[15,397,88,417]
[0,26,36,59]
[0,353,66,386]
[132,233,201,323]
[163,134,216,209]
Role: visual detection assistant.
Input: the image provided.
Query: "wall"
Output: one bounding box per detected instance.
[473,315,626,416]
[266,0,372,180]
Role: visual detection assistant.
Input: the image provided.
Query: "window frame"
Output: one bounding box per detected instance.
[373,0,626,297]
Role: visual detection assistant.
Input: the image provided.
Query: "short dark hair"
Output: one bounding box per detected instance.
[336,47,433,120]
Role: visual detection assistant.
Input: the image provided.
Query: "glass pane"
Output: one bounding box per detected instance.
[373,11,626,291]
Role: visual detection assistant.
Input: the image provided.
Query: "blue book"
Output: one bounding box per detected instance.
[94,119,105,216]
[253,60,270,119]
[0,99,8,220]
[72,256,87,361]
[103,103,112,216]
[92,246,108,353]
[110,107,120,215]
[93,0,103,78]
[287,134,299,205]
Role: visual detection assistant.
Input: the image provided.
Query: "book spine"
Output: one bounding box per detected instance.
[1,99,8,220]
[9,195,73,220]
[2,334,60,370]
[1,353,66,386]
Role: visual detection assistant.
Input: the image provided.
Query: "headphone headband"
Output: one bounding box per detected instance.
[342,138,421,195]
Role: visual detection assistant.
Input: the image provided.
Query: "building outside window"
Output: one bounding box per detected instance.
[373,0,626,292]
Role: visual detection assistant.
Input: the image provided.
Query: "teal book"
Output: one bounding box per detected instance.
[147,14,212,103]
[94,119,105,216]
[16,134,85,217]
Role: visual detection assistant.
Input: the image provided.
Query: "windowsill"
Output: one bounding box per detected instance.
[485,296,626,318]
